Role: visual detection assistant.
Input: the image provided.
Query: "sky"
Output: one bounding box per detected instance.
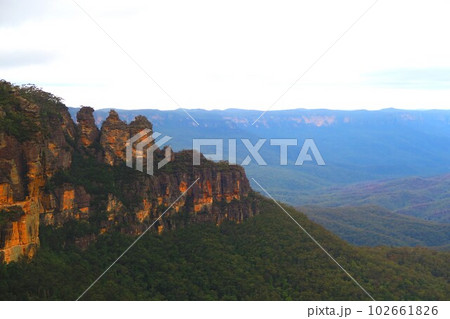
[0,0,450,111]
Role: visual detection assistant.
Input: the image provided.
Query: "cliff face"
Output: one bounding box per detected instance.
[100,152,256,236]
[0,82,257,263]
[0,82,76,262]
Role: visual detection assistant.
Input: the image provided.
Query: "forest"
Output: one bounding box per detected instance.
[1,197,448,301]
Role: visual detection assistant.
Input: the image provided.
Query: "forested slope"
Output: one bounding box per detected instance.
[1,197,448,301]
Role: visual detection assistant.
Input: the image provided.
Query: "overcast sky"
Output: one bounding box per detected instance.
[1,0,449,111]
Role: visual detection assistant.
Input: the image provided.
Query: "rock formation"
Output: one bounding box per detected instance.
[0,81,257,263]
[0,82,76,262]
[76,106,99,149]
[99,110,129,166]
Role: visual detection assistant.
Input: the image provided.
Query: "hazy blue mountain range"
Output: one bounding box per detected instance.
[68,107,450,200]
[299,205,450,249]
[296,174,450,223]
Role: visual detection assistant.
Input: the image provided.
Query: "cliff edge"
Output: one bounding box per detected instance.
[0,81,257,263]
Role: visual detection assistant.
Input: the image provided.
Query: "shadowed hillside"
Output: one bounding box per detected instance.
[297,175,450,223]
[299,205,450,248]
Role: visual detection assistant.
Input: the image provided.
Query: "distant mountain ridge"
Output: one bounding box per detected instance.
[69,107,450,131]
[68,107,450,203]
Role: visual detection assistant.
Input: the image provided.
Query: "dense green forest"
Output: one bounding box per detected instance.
[1,197,448,301]
[300,205,450,248]
[294,175,450,223]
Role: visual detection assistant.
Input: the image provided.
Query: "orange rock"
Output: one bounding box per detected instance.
[62,189,75,211]
[179,181,188,192]
[0,183,13,204]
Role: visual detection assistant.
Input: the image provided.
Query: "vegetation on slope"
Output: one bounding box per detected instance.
[300,205,450,248]
[0,80,67,141]
[0,198,448,301]
[296,175,450,223]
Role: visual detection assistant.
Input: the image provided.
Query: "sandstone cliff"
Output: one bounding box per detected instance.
[0,81,257,263]
[0,82,76,262]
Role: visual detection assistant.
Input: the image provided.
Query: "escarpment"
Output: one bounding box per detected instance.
[0,82,76,262]
[0,81,257,263]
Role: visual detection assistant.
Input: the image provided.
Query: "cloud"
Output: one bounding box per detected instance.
[364,68,450,90]
[0,0,49,27]
[1,0,450,110]
[0,50,57,69]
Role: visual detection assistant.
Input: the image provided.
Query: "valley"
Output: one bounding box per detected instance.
[1,81,449,301]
